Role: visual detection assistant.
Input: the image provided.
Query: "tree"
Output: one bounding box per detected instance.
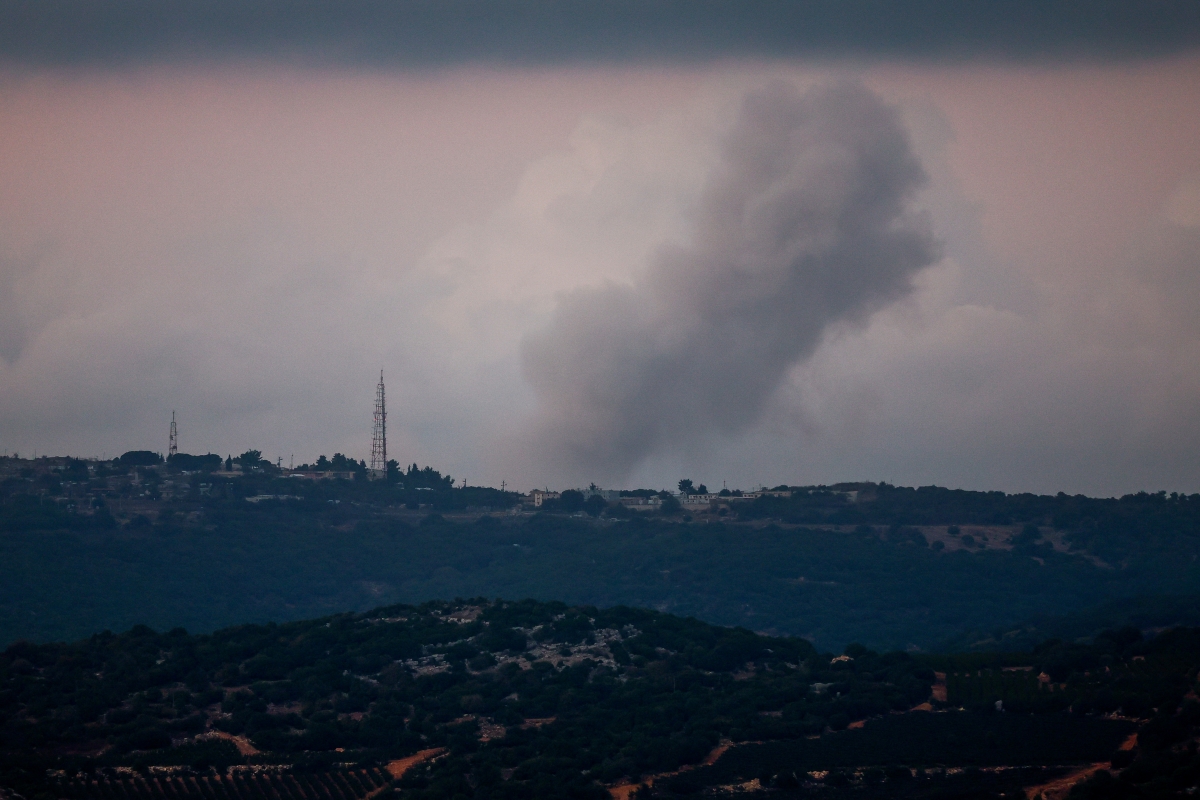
[64,458,90,478]
[660,496,682,516]
[329,453,362,472]
[168,453,222,472]
[237,450,263,468]
[405,464,453,489]
[1013,523,1042,548]
[559,489,585,513]
[583,494,608,518]
[678,479,695,495]
[118,450,162,468]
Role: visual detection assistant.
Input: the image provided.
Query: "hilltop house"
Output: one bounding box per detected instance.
[527,489,560,507]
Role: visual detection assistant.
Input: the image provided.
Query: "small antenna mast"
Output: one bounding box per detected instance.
[168,411,178,458]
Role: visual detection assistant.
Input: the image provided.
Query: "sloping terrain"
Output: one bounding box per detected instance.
[5,462,1200,651]
[5,601,1199,800]
[4,496,1200,652]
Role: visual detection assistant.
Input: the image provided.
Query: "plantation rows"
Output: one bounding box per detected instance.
[59,768,390,800]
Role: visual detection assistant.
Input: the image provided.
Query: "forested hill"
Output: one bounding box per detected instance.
[3,454,1200,650]
[740,483,1200,559]
[3,600,1199,800]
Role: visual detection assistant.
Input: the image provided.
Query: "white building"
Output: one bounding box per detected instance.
[527,489,561,507]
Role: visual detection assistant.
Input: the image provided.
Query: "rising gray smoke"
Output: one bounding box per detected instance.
[521,81,941,478]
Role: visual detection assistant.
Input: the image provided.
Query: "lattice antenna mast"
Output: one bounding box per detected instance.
[168,411,178,458]
[370,371,387,479]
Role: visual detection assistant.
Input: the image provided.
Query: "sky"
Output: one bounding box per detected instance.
[1,2,1200,496]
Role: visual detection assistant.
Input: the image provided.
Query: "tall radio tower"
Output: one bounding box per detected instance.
[370,371,387,480]
[168,411,178,458]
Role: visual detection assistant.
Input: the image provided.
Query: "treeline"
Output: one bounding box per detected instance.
[733,484,1200,572]
[737,483,1200,531]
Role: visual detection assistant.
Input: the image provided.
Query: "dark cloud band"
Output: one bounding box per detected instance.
[1,0,1198,67]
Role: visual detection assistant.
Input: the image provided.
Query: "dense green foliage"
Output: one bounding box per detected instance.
[5,602,1199,800]
[116,452,163,468]
[4,455,1200,651]
[1070,702,1200,799]
[638,627,1200,800]
[167,454,223,472]
[701,713,1134,774]
[0,599,865,800]
[739,483,1200,532]
[940,594,1200,653]
[1045,632,1200,799]
[0,497,1179,651]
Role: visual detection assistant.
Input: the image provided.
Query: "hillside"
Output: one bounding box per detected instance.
[4,458,1200,650]
[3,601,1199,800]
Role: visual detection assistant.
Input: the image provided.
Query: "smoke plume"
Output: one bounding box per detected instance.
[521,81,941,478]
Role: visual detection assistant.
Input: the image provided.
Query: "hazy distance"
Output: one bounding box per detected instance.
[1,2,1199,495]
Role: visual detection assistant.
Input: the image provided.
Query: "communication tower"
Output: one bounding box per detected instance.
[370,371,387,480]
[168,411,178,458]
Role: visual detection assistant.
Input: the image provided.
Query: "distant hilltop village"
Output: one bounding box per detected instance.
[527,484,855,512]
[0,375,867,524]
[0,449,868,527]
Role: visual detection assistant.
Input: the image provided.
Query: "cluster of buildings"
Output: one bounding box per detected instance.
[0,454,188,513]
[1,447,862,521]
[524,486,800,512]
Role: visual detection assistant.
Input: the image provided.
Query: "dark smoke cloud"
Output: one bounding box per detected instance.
[0,1,1198,67]
[521,82,940,478]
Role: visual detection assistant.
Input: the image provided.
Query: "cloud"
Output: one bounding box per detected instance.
[0,247,39,363]
[2,63,1199,495]
[1,1,1198,68]
[520,81,940,479]
[1166,175,1200,227]
[0,235,86,366]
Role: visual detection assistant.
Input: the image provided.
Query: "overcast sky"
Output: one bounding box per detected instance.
[2,2,1200,496]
